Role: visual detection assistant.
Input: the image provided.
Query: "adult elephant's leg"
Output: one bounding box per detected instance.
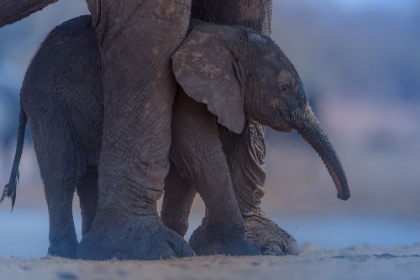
[77,0,193,260]
[170,91,259,256]
[161,159,196,237]
[76,168,98,237]
[220,122,300,255]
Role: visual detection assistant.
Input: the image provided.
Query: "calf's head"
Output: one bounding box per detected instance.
[172,23,350,201]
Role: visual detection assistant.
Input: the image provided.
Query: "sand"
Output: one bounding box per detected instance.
[1,243,419,280]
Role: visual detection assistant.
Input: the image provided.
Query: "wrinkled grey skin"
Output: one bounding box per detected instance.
[3,16,350,258]
[163,0,301,256]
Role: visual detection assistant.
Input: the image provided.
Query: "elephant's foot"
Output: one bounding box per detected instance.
[76,215,193,260]
[48,236,78,259]
[189,221,260,256]
[243,211,300,255]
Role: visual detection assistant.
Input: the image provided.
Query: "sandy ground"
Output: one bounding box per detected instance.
[1,243,419,280]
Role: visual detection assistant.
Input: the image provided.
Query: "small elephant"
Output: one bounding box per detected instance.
[2,16,350,257]
[167,20,351,254]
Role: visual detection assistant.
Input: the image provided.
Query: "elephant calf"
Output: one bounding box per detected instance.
[2,16,350,258]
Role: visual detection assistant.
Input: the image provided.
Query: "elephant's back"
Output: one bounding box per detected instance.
[21,15,103,164]
[23,15,102,107]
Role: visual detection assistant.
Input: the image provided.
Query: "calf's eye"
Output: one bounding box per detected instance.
[279,84,289,91]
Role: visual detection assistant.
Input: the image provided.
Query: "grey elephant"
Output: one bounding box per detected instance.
[3,15,350,258]
[0,0,298,259]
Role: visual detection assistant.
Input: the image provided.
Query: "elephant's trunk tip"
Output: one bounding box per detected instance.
[337,190,351,201]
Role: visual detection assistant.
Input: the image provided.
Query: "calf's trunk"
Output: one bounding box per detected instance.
[294,105,351,201]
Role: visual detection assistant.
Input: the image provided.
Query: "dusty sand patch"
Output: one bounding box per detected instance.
[1,243,419,280]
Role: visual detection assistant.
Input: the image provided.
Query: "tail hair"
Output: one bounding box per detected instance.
[1,171,18,209]
[1,109,27,210]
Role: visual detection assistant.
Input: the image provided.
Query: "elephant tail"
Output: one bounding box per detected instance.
[0,108,27,210]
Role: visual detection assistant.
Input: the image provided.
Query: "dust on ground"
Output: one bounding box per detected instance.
[1,243,419,280]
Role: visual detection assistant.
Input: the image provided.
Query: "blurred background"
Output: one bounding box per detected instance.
[0,0,419,257]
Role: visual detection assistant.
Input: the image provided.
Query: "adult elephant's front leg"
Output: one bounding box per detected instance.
[77,0,193,260]
[170,91,259,256]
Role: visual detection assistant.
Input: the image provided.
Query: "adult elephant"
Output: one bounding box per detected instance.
[161,0,300,255]
[1,0,200,260]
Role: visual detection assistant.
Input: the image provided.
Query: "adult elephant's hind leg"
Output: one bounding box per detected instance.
[171,91,260,256]
[161,159,196,237]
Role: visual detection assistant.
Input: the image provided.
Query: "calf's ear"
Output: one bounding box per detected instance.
[172,25,245,134]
